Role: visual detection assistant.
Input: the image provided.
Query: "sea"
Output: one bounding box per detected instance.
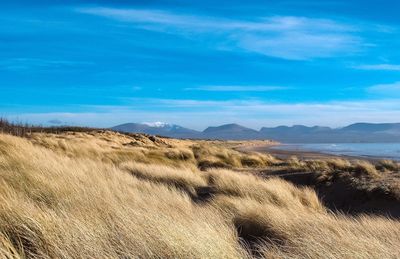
[270,143,400,161]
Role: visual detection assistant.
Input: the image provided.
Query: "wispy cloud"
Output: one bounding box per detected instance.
[0,58,93,71]
[353,64,400,71]
[77,8,355,32]
[77,7,363,60]
[184,85,287,92]
[368,81,400,94]
[141,98,400,113]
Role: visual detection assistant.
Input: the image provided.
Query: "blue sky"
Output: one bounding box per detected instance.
[1,0,400,130]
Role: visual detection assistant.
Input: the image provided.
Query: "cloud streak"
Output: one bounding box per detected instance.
[184,85,287,92]
[368,81,400,95]
[0,58,93,71]
[77,7,363,60]
[353,64,400,71]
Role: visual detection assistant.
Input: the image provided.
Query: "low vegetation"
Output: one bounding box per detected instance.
[261,156,400,216]
[0,118,100,137]
[0,127,399,258]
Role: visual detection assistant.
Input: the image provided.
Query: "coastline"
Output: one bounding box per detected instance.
[240,143,386,162]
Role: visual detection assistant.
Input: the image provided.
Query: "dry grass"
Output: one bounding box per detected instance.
[26,131,279,171]
[0,132,399,258]
[275,156,396,187]
[0,134,245,258]
[205,169,324,211]
[378,159,400,172]
[261,155,400,217]
[193,142,279,170]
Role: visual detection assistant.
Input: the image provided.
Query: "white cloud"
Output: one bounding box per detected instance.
[368,81,400,94]
[239,32,359,60]
[77,7,362,60]
[77,8,356,32]
[353,64,400,71]
[185,85,287,92]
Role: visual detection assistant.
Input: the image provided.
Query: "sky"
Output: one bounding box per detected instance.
[1,0,400,130]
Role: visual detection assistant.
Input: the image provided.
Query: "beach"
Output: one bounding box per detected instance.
[239,143,388,162]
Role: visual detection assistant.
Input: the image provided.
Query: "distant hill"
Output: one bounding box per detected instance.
[111,122,400,142]
[260,123,400,143]
[111,122,201,139]
[259,125,334,143]
[340,123,400,135]
[203,123,260,140]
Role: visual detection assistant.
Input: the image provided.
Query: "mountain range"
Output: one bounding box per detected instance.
[111,122,400,143]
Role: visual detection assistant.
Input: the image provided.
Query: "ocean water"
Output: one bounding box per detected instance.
[271,143,400,160]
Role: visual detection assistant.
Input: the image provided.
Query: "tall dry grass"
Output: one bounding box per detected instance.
[0,134,246,258]
[26,131,279,170]
[0,132,399,258]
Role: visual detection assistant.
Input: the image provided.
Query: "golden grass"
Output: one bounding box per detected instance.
[192,143,279,170]
[27,131,278,171]
[205,169,324,211]
[282,156,391,182]
[120,162,207,197]
[277,156,400,207]
[0,134,246,258]
[0,132,399,258]
[378,159,400,172]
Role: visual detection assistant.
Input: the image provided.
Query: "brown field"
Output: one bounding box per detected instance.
[0,130,399,258]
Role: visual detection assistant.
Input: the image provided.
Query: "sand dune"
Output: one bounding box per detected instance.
[0,131,399,258]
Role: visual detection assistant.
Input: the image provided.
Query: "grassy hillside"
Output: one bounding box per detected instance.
[0,131,399,258]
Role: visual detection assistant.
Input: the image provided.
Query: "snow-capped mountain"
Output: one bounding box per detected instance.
[141,122,186,131]
[111,122,201,138]
[142,122,171,128]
